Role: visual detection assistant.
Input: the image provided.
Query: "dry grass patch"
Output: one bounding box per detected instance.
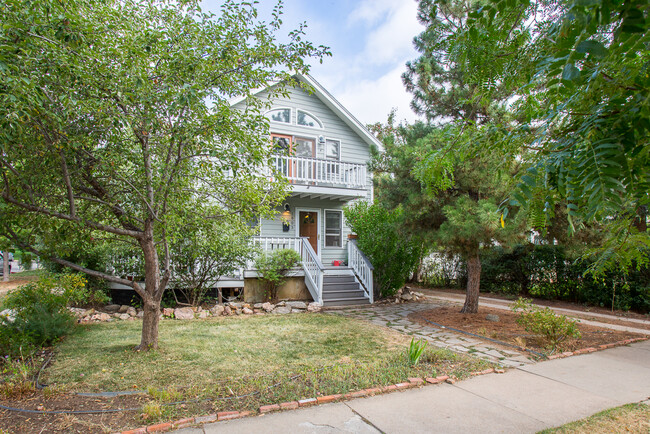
[540,403,650,433]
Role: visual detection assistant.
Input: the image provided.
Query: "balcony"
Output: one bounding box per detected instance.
[272,155,368,200]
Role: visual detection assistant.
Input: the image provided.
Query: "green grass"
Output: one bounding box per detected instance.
[539,403,650,433]
[44,313,493,416]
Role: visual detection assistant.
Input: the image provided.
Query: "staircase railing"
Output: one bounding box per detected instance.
[299,237,324,304]
[347,239,374,304]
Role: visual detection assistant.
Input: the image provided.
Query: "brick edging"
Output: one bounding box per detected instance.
[545,337,648,360]
[119,336,648,433]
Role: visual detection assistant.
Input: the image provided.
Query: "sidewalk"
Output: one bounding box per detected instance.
[171,339,650,433]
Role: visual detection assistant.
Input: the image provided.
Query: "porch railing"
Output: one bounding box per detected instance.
[347,239,374,304]
[272,155,367,189]
[251,236,323,304]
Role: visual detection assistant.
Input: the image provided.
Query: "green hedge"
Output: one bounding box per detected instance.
[479,245,650,313]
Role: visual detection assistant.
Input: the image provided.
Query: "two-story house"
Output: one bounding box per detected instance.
[230,73,381,307]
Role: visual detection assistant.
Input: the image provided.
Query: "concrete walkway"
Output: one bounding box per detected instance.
[173,340,650,433]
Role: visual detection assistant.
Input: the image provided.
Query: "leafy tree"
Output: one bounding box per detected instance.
[411,0,650,274]
[344,202,423,298]
[0,0,328,350]
[402,0,530,124]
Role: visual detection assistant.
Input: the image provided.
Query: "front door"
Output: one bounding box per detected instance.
[299,211,318,254]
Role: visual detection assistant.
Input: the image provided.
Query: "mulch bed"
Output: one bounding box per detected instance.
[409,306,647,355]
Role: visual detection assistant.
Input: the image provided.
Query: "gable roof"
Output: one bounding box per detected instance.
[229,73,384,152]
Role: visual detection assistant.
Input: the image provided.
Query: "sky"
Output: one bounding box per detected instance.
[201,0,425,125]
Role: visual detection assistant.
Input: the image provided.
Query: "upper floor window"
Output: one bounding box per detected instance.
[297,110,323,128]
[266,108,291,124]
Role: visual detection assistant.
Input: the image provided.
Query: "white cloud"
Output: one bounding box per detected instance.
[331,63,421,125]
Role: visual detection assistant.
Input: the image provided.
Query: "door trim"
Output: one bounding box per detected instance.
[295,207,321,257]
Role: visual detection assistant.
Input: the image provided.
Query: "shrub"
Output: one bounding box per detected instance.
[254,249,301,301]
[511,298,581,351]
[344,202,422,297]
[0,276,78,356]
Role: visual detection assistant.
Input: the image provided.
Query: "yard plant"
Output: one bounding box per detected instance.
[511,298,581,351]
[254,249,301,301]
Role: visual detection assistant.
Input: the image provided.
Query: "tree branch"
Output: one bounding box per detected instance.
[2,193,143,238]
[59,148,76,218]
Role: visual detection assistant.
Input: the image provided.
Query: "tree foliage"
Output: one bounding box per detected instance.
[0,0,328,349]
[410,0,650,274]
[344,202,423,298]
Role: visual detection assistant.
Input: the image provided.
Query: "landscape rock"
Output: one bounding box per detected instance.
[229,302,243,309]
[307,302,321,312]
[253,303,264,309]
[198,310,209,319]
[261,302,275,312]
[486,314,500,322]
[112,313,121,318]
[83,308,95,317]
[242,307,254,314]
[118,305,129,314]
[276,301,286,307]
[98,313,112,321]
[400,293,413,301]
[224,306,232,316]
[174,307,195,320]
[292,308,305,313]
[118,313,131,321]
[286,301,307,309]
[162,308,175,317]
[210,305,225,316]
[235,308,242,315]
[126,307,137,317]
[273,306,291,314]
[104,304,121,313]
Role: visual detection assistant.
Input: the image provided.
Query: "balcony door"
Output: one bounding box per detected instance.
[298,210,319,254]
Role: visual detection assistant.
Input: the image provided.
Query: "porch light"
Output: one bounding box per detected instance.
[282,203,291,232]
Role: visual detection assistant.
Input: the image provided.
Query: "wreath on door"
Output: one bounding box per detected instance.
[303,213,315,224]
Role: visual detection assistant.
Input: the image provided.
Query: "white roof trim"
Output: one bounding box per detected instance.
[228,73,384,152]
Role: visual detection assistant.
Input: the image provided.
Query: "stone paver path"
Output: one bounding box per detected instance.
[331,301,534,367]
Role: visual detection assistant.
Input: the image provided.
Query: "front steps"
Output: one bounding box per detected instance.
[321,270,370,306]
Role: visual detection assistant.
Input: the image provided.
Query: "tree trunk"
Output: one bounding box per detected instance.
[2,251,9,282]
[136,223,164,350]
[461,252,481,313]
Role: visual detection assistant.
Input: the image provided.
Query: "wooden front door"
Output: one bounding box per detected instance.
[299,211,318,254]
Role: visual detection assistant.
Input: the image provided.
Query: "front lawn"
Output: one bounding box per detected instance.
[46,313,415,391]
[0,313,494,432]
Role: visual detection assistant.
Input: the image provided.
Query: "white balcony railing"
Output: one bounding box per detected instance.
[272,155,367,190]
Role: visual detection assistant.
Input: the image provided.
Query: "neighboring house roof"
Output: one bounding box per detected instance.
[229,73,384,153]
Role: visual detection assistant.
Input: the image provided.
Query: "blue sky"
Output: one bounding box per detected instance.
[201,0,424,125]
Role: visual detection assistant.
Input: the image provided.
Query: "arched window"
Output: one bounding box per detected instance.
[297,110,322,128]
[266,108,291,124]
